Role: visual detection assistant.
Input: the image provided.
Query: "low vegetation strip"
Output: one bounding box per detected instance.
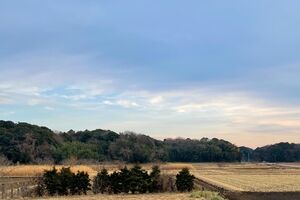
[32,193,197,200]
[190,191,225,200]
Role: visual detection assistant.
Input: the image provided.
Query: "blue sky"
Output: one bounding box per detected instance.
[0,1,300,147]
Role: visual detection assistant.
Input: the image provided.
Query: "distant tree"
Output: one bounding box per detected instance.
[119,166,131,193]
[253,142,300,162]
[43,167,59,196]
[149,165,161,193]
[176,168,195,192]
[109,171,122,194]
[42,167,90,196]
[57,167,73,195]
[128,165,149,194]
[0,154,11,166]
[93,168,110,194]
[1,120,263,164]
[70,171,91,195]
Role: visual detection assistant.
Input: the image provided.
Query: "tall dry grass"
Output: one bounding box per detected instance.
[0,163,195,177]
[33,193,192,200]
[0,165,97,177]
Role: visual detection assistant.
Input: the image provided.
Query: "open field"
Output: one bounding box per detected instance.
[191,163,300,192]
[1,163,300,194]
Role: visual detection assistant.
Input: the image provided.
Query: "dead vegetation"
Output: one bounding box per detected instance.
[1,163,300,193]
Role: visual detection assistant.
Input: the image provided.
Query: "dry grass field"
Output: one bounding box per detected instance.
[0,165,97,177]
[1,163,299,193]
[191,163,300,192]
[33,193,196,200]
[0,163,194,177]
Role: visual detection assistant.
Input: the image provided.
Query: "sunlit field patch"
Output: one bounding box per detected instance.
[191,163,300,192]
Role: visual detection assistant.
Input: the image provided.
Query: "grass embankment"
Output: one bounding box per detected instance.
[190,191,225,200]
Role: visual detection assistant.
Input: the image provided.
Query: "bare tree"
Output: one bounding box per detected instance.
[0,154,11,166]
[0,154,12,177]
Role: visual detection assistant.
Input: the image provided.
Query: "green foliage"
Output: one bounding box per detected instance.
[92,165,164,194]
[149,165,161,193]
[52,142,99,163]
[109,171,122,194]
[5,120,298,164]
[0,121,59,163]
[109,132,168,163]
[42,167,91,196]
[166,138,241,162]
[93,168,110,194]
[57,167,73,195]
[70,171,91,195]
[119,166,131,193]
[190,191,225,200]
[239,146,253,162]
[43,167,59,196]
[253,142,300,162]
[127,165,149,194]
[176,168,195,192]
[107,165,151,194]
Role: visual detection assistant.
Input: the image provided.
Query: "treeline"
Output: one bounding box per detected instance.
[240,143,300,162]
[0,121,241,164]
[0,120,299,164]
[37,166,195,196]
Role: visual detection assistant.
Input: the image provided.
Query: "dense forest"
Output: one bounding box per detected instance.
[240,143,300,162]
[0,120,299,164]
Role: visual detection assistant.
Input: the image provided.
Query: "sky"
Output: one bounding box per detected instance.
[0,1,300,148]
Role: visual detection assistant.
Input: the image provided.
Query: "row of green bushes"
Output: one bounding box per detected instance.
[93,165,161,194]
[93,166,195,194]
[37,166,195,196]
[37,167,91,196]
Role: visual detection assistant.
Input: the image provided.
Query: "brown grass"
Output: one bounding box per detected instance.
[34,193,194,200]
[0,165,97,177]
[191,163,300,192]
[0,163,193,177]
[1,163,300,192]
[89,163,194,175]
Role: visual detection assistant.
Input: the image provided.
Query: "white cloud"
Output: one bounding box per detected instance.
[102,100,114,105]
[101,99,139,108]
[116,99,139,108]
[149,96,164,104]
[1,52,300,147]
